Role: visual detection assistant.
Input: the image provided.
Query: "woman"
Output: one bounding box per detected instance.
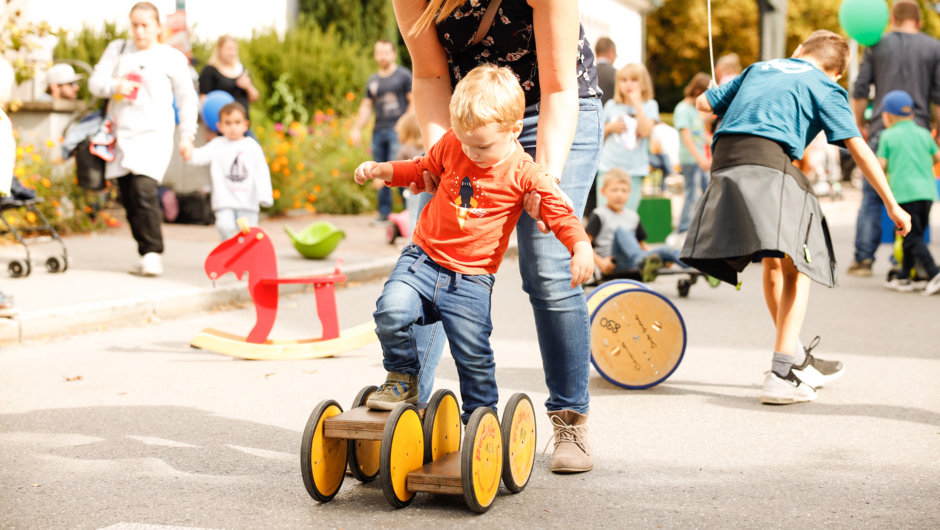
[597,63,658,212]
[198,35,260,117]
[88,2,198,276]
[394,0,603,474]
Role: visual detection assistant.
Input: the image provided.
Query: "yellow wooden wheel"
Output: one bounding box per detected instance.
[501,393,536,493]
[588,281,687,389]
[461,407,503,513]
[347,385,381,482]
[300,399,347,502]
[423,389,461,463]
[379,404,425,508]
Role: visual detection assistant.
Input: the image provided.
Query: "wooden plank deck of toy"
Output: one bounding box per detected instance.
[406,451,463,495]
[322,404,427,441]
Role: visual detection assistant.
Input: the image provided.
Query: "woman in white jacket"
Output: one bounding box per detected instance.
[89,1,198,276]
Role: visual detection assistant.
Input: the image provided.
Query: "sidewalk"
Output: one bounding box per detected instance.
[0,214,409,344]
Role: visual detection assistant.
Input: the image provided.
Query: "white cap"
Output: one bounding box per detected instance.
[47,63,84,86]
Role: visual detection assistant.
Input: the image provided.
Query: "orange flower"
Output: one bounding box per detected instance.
[26,212,36,223]
[345,92,355,101]
[293,200,301,209]
[15,147,23,159]
[41,178,51,188]
[326,109,335,116]
[305,202,315,213]
[271,162,281,172]
[282,168,290,176]
[99,211,110,219]
[272,189,281,199]
[298,175,306,183]
[51,200,60,208]
[307,194,317,203]
[83,206,92,213]
[296,162,304,171]
[313,185,321,193]
[331,169,340,177]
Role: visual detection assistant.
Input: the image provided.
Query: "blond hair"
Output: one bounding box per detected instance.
[410,0,467,36]
[208,35,238,69]
[614,63,654,104]
[395,112,424,148]
[449,64,525,133]
[801,30,850,75]
[716,53,742,75]
[602,168,632,188]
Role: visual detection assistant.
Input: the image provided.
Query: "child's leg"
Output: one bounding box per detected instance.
[900,201,939,279]
[762,257,784,327]
[214,208,237,241]
[237,209,260,228]
[437,271,498,423]
[769,256,811,356]
[651,247,687,267]
[611,226,649,271]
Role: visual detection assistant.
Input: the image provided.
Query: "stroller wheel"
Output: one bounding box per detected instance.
[8,260,25,278]
[46,256,65,274]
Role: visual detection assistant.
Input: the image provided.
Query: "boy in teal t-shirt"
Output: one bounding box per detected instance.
[674,73,712,233]
[876,90,940,295]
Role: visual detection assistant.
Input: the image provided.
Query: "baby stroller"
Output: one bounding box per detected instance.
[0,177,69,277]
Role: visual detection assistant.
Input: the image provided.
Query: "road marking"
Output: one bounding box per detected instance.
[99,524,220,530]
[126,436,200,448]
[225,444,294,461]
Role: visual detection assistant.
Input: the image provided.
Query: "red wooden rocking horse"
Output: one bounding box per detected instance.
[190,219,377,360]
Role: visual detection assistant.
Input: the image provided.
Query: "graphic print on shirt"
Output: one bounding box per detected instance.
[227,152,249,182]
[761,59,814,75]
[454,177,478,230]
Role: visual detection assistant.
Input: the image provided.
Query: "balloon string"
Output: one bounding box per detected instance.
[708,0,718,89]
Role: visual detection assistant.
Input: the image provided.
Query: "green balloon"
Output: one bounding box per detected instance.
[839,0,890,47]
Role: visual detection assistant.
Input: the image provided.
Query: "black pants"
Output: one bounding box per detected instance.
[899,200,938,280]
[116,174,164,256]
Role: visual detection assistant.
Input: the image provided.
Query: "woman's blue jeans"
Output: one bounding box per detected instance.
[413,98,603,414]
[678,163,709,233]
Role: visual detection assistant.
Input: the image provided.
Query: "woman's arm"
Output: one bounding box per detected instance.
[393,0,453,149]
[528,0,581,179]
[88,40,123,98]
[167,48,199,156]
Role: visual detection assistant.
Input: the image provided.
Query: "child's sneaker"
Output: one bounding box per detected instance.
[884,277,914,292]
[640,255,662,282]
[366,371,419,410]
[791,336,844,388]
[760,369,817,405]
[922,273,940,296]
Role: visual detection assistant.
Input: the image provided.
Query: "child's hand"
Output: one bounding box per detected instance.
[570,241,595,288]
[354,161,380,185]
[888,203,912,237]
[597,256,615,276]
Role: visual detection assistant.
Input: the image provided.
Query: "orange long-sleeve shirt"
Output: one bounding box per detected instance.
[389,129,589,275]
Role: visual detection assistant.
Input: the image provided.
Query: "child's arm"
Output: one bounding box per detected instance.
[696,94,712,113]
[933,152,940,164]
[253,143,274,207]
[355,132,449,188]
[354,161,395,185]
[680,128,710,172]
[529,170,594,286]
[185,140,215,165]
[845,137,911,235]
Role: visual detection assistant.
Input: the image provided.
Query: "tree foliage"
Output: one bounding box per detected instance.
[1,6,54,83]
[301,0,398,46]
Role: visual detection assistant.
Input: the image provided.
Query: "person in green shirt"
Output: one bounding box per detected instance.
[877,90,940,295]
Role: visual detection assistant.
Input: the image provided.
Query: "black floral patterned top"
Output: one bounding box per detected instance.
[436,0,601,107]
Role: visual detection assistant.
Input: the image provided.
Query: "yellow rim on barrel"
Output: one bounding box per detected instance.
[388,407,424,503]
[507,398,535,488]
[470,412,502,508]
[310,404,346,497]
[588,281,686,389]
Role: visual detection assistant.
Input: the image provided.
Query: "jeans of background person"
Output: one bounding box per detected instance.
[898,200,939,279]
[853,176,884,263]
[214,208,259,241]
[372,127,402,220]
[649,153,673,191]
[610,226,685,272]
[413,98,603,413]
[375,244,498,422]
[405,190,421,234]
[116,173,164,256]
[678,164,709,233]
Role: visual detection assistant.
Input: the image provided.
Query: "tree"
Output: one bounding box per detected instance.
[1,4,54,83]
[301,0,398,46]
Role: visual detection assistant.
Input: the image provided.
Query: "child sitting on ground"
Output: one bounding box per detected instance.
[876,90,940,295]
[586,168,686,281]
[353,64,593,420]
[682,30,912,405]
[185,102,273,241]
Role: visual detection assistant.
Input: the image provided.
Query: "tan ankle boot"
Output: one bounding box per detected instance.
[545,410,593,473]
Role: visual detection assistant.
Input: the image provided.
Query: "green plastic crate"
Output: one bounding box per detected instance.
[637,196,672,244]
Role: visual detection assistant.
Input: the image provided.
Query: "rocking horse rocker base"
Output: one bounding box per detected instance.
[190,219,377,360]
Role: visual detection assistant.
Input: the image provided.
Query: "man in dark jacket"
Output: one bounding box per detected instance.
[594,37,617,108]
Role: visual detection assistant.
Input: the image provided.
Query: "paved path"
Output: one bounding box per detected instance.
[0,195,938,528]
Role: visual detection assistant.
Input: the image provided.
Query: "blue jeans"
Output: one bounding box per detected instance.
[372,127,402,219]
[376,244,498,422]
[649,153,673,191]
[214,208,259,241]
[853,176,884,263]
[414,98,603,413]
[611,226,685,272]
[678,164,709,232]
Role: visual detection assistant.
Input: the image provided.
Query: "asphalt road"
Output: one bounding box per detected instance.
[1,203,938,529]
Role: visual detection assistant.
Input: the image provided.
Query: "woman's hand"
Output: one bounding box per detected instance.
[887,203,912,237]
[522,187,575,234]
[179,137,194,160]
[570,241,595,288]
[409,170,440,196]
[115,77,141,97]
[235,73,253,91]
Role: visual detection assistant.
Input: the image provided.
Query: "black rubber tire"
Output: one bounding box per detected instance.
[45,256,63,274]
[300,399,347,503]
[677,279,691,298]
[347,385,380,483]
[422,388,461,463]
[461,407,502,514]
[379,404,423,509]
[500,393,536,493]
[8,261,24,278]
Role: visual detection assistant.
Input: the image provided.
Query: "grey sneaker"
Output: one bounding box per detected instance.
[923,273,940,296]
[365,371,418,410]
[847,259,873,277]
[884,277,915,292]
[792,336,844,388]
[761,369,817,405]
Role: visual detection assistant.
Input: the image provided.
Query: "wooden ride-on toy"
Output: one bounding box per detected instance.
[300,389,537,513]
[587,280,687,389]
[190,218,376,360]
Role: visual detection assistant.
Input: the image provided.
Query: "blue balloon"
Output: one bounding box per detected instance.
[202,90,236,133]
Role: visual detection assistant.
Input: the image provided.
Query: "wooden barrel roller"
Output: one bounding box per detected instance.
[586,280,687,389]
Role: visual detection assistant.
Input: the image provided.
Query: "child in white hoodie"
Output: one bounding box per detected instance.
[186,102,273,240]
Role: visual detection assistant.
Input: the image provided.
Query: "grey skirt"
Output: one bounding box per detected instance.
[680,135,838,288]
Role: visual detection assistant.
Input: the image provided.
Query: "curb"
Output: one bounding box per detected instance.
[0,242,518,346]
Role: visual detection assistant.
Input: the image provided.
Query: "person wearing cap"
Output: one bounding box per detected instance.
[877,89,940,295]
[39,64,83,101]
